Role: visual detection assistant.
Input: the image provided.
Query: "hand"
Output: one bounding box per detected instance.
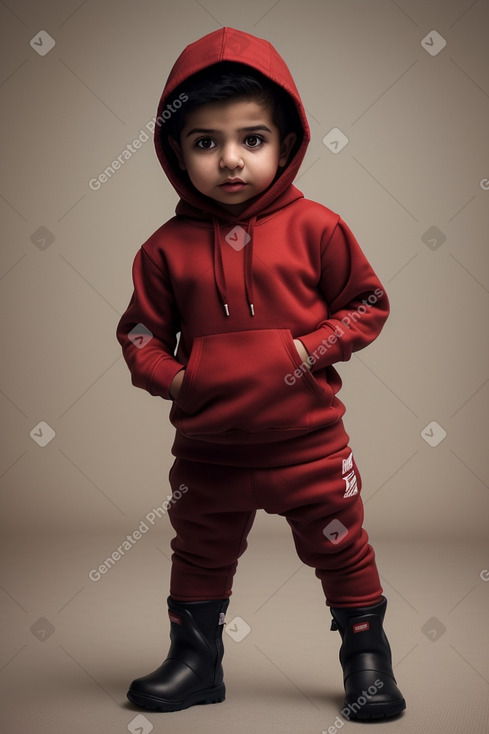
[293,339,311,369]
[169,369,185,400]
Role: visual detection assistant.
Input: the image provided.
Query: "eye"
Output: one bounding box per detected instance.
[245,135,263,148]
[195,137,215,150]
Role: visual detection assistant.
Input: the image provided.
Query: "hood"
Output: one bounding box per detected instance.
[154,27,310,223]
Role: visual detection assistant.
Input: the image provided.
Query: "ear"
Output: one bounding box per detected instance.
[168,135,186,170]
[279,132,297,167]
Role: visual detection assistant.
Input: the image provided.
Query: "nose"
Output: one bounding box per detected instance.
[219,143,244,170]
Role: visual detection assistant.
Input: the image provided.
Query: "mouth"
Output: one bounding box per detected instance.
[219,179,247,193]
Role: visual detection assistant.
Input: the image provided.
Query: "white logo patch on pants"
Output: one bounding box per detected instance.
[342,453,358,498]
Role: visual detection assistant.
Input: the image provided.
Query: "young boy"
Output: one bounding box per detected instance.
[117,27,406,720]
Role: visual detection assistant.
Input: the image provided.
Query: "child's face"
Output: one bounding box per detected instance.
[169,99,296,215]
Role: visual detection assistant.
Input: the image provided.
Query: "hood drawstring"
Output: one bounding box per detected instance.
[213,218,229,316]
[244,217,256,317]
[212,217,257,318]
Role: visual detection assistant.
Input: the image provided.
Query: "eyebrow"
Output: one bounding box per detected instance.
[185,125,272,138]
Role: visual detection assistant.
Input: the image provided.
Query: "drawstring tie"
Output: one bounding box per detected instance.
[244,217,256,317]
[212,217,256,317]
[213,218,229,316]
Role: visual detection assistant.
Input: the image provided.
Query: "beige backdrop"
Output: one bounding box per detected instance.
[2,0,488,536]
[1,1,489,732]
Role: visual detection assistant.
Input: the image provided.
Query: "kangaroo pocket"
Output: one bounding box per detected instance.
[170,329,338,444]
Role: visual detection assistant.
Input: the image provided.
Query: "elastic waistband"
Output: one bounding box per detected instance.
[171,419,350,468]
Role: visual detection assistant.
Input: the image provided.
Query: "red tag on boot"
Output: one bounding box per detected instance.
[353,621,370,633]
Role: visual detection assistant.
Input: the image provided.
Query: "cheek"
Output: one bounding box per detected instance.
[197,156,213,173]
[186,158,210,185]
[255,150,281,182]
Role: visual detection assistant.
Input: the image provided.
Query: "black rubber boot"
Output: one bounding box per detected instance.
[127,596,229,712]
[330,596,406,720]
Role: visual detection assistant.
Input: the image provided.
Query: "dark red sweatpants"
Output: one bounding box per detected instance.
[167,445,383,608]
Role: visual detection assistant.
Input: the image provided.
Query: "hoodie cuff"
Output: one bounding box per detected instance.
[298,323,345,370]
[148,358,186,400]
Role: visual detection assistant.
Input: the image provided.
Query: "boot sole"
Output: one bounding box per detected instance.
[127,683,226,712]
[346,697,406,720]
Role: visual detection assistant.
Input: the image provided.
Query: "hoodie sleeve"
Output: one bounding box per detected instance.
[298,218,389,369]
[116,246,184,399]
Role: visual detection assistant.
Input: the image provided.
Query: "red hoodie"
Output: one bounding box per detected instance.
[116,27,389,467]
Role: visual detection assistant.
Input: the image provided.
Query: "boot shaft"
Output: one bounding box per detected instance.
[330,597,393,677]
[330,596,406,720]
[167,597,229,686]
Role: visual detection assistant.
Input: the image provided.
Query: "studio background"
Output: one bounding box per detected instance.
[1,1,488,733]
